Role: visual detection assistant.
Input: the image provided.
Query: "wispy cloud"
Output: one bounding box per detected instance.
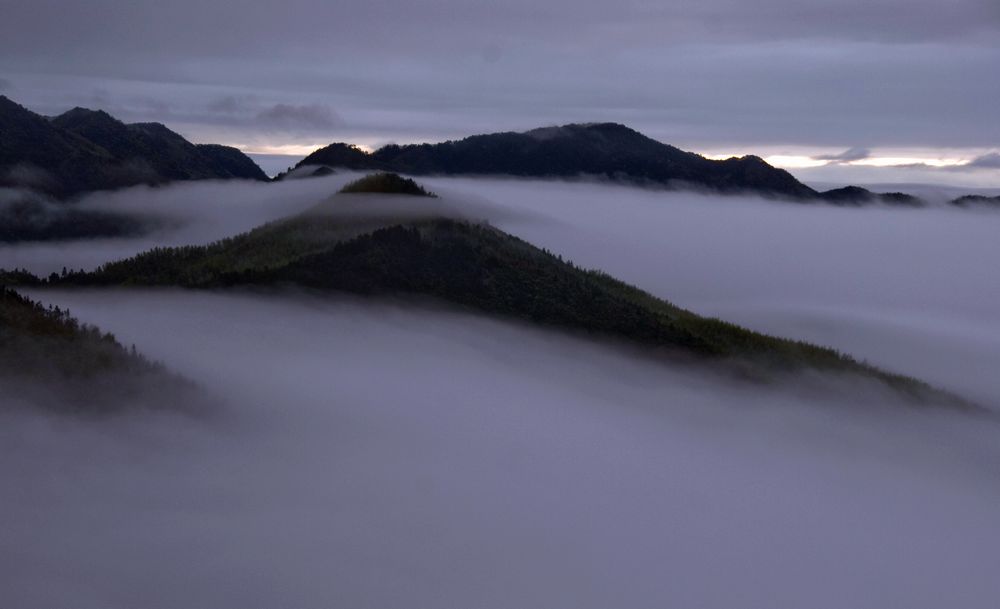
[966,152,1000,169]
[813,147,871,163]
[255,103,341,131]
[202,95,343,135]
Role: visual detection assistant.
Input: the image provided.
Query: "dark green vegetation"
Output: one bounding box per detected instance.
[951,194,1000,207]
[818,186,924,206]
[0,95,267,199]
[11,196,973,410]
[0,287,202,415]
[339,172,437,197]
[0,191,152,242]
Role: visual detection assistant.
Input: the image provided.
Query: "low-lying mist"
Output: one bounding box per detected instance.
[3,173,1000,607]
[0,173,524,276]
[423,176,1000,404]
[5,289,1000,609]
[0,175,355,275]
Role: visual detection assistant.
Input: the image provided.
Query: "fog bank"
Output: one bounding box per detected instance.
[0,174,355,275]
[3,175,1000,607]
[4,289,999,609]
[419,176,1000,404]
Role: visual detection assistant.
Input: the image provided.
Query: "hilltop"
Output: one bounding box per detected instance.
[339,172,438,197]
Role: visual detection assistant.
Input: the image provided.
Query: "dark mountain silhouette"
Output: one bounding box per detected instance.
[291,124,963,205]
[293,123,818,199]
[196,143,273,180]
[0,95,267,198]
[291,143,373,172]
[818,186,924,206]
[950,194,1000,207]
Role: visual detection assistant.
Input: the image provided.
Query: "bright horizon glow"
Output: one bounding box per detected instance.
[706,152,980,170]
[237,144,347,156]
[764,155,829,169]
[848,157,967,168]
[234,141,997,186]
[244,148,980,168]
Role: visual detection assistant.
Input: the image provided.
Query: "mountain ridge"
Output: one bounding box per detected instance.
[291,122,819,199]
[7,184,978,412]
[0,95,267,198]
[289,123,972,206]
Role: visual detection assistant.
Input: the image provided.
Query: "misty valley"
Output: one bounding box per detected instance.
[2,109,1000,609]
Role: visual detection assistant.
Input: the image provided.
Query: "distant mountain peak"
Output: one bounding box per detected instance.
[50,106,126,133]
[55,106,115,119]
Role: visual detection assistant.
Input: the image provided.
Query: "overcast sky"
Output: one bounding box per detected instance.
[1,0,998,184]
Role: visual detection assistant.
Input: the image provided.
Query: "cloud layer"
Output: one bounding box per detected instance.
[3,288,997,609]
[1,175,999,607]
[1,0,998,173]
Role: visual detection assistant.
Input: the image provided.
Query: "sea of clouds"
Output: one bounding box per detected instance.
[2,174,999,608]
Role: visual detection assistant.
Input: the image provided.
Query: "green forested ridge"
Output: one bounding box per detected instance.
[339,172,438,197]
[11,194,974,410]
[0,287,202,414]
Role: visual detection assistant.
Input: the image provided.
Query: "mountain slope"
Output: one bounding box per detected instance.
[0,96,121,197]
[294,123,818,199]
[0,95,267,198]
[196,143,270,181]
[0,287,204,414]
[25,187,975,410]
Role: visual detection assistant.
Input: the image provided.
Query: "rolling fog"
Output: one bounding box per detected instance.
[426,176,1000,404]
[3,174,1000,607]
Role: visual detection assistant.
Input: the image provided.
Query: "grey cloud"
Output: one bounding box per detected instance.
[0,0,996,64]
[880,152,1000,174]
[0,77,11,91]
[206,95,247,115]
[255,103,341,131]
[813,147,871,163]
[2,176,1000,607]
[0,0,998,178]
[967,152,1000,169]
[201,96,343,134]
